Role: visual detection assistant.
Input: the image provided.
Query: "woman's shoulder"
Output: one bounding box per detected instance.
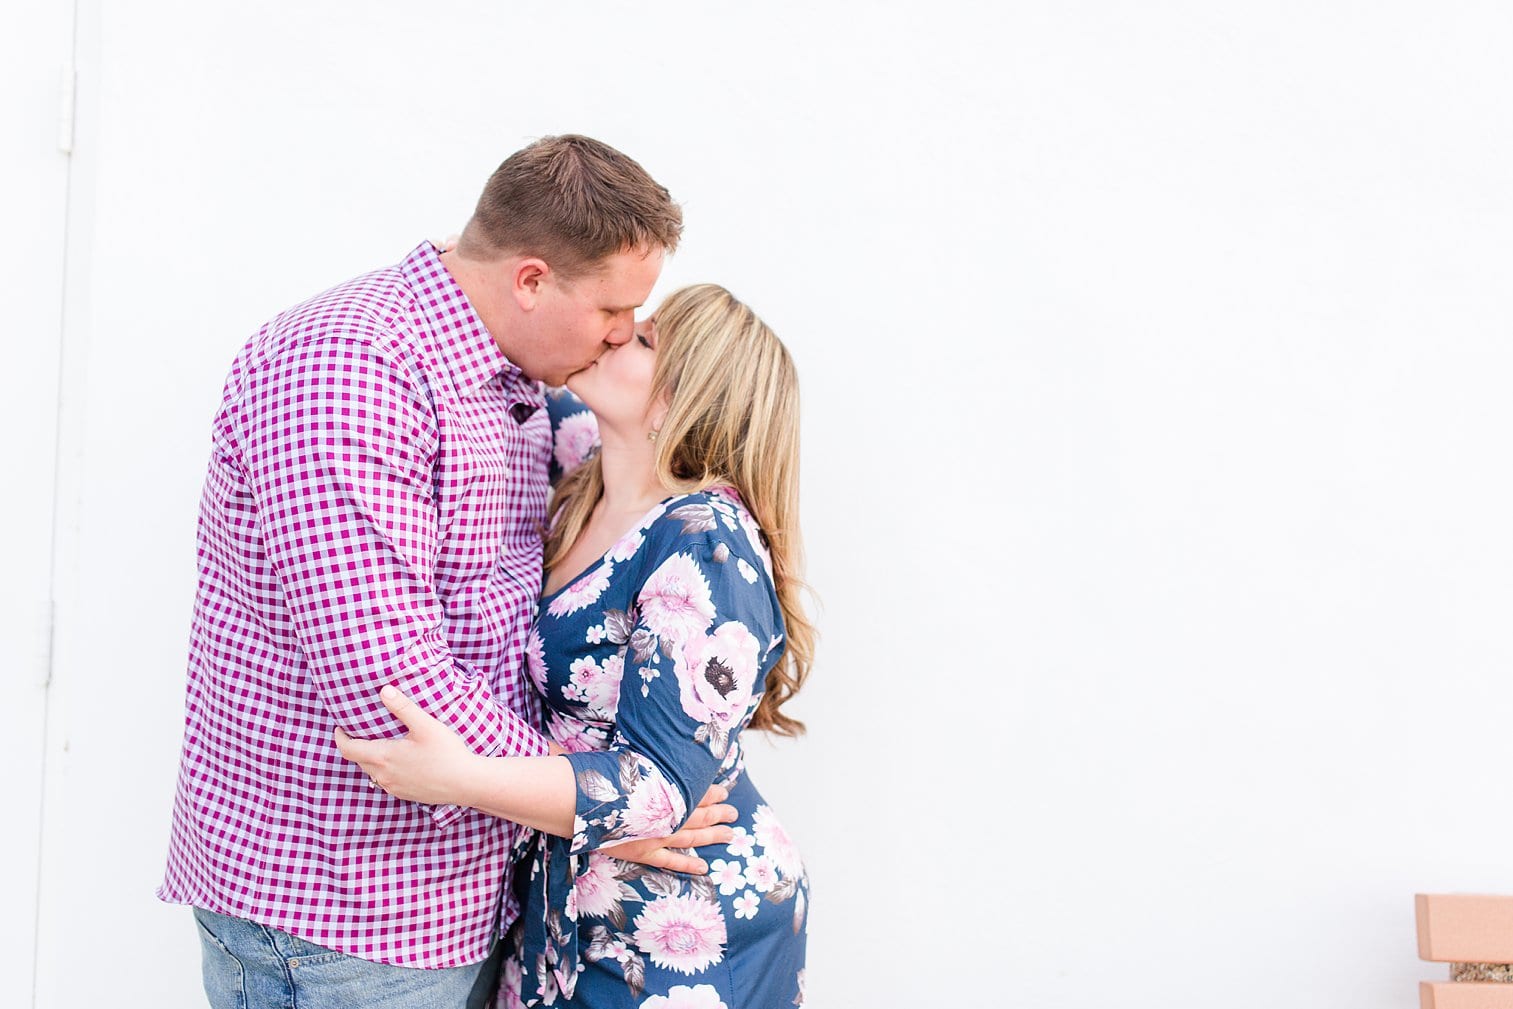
[637,488,776,590]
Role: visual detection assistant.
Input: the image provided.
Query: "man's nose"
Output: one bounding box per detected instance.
[606,319,635,346]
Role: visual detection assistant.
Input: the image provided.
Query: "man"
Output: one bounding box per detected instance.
[159,135,733,1008]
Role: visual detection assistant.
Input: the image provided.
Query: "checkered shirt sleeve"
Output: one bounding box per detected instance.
[238,337,547,826]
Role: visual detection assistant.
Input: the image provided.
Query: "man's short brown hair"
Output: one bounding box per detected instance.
[460,134,683,278]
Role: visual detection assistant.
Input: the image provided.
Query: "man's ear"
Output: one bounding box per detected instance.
[511,257,551,311]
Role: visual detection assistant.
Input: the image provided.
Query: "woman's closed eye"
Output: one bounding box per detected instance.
[634,315,658,350]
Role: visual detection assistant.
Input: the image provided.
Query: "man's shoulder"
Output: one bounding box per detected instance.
[270,261,419,350]
[228,259,435,380]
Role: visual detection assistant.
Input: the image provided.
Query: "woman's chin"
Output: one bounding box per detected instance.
[564,368,592,398]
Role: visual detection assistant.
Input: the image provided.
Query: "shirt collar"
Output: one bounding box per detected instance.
[399,241,525,398]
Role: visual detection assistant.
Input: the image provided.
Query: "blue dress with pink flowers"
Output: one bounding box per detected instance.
[502,396,809,1009]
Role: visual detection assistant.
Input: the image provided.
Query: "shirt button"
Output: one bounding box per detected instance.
[289,959,300,969]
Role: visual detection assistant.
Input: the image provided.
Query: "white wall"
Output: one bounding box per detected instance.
[0,3,74,1009]
[11,1,1513,1006]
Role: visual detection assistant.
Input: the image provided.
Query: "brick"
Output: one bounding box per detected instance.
[1421,982,1513,1008]
[1418,895,1513,963]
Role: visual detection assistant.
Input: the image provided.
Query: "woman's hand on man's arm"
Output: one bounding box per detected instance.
[336,686,738,873]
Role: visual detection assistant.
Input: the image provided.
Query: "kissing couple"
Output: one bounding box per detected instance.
[160,135,812,1009]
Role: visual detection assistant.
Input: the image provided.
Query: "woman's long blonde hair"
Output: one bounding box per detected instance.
[544,284,813,735]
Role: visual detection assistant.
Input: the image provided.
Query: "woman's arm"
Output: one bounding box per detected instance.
[552,534,775,853]
[335,686,737,871]
[337,685,576,835]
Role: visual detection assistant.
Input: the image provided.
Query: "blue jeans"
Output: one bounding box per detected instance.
[192,908,498,1009]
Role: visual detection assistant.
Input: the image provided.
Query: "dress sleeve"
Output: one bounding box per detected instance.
[560,511,783,853]
[545,387,600,486]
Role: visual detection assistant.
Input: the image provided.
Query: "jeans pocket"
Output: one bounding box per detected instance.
[277,931,349,969]
[193,913,247,1009]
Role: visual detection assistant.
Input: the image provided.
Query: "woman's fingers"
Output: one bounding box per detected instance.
[694,784,729,807]
[333,724,387,785]
[681,803,738,831]
[641,848,710,875]
[333,688,433,757]
[333,725,372,764]
[602,837,710,875]
[667,823,736,849]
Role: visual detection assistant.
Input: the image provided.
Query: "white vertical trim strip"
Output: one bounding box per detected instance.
[32,2,80,1005]
[56,64,74,154]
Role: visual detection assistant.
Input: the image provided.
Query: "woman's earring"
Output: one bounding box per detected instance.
[647,429,659,442]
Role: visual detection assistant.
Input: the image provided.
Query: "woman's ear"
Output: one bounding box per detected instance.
[646,393,671,438]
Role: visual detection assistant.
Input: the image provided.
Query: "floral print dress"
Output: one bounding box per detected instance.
[501,397,809,1009]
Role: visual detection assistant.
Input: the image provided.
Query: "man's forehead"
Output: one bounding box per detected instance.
[598,246,664,304]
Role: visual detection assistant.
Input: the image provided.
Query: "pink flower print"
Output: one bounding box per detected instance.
[751,806,804,877]
[525,627,548,694]
[732,890,760,921]
[676,620,761,728]
[638,984,731,1009]
[553,410,600,474]
[637,500,669,530]
[631,895,727,975]
[607,527,646,563]
[561,656,595,704]
[567,655,621,713]
[742,853,779,893]
[572,853,625,920]
[706,485,745,515]
[547,711,607,754]
[637,553,715,642]
[499,951,525,1009]
[722,497,773,580]
[596,653,624,714]
[736,558,758,584]
[621,775,687,839]
[706,497,740,532]
[547,561,614,617]
[707,858,746,896]
[725,826,754,859]
[706,485,734,505]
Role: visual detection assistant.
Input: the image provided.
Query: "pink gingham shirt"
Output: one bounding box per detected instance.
[159,243,552,968]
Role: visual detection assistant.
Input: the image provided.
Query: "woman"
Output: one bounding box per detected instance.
[338,284,812,1009]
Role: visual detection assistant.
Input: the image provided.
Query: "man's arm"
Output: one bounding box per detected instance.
[239,336,549,827]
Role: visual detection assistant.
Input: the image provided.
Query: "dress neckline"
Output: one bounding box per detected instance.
[539,493,685,604]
